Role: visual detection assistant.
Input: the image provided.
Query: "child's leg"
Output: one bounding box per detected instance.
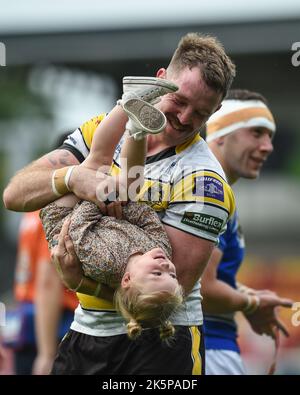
[83,105,128,172]
[82,76,178,200]
[119,134,147,201]
[82,105,146,201]
[83,76,177,173]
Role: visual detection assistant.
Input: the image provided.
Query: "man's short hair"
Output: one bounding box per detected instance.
[225,89,268,104]
[168,32,236,99]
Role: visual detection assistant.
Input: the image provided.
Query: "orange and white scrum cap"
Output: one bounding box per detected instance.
[206,99,276,142]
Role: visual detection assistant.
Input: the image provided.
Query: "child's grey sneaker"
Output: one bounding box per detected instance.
[122,76,178,104]
[123,98,167,137]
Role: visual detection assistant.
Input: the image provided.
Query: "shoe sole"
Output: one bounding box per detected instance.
[123,99,166,134]
[123,77,178,93]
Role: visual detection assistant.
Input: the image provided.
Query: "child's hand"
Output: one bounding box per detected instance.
[68,165,113,214]
[51,218,83,290]
[106,200,124,219]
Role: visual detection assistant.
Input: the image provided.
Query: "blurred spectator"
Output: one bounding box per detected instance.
[2,133,78,375]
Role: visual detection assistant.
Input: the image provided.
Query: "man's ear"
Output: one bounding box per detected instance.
[213,103,222,114]
[121,272,131,289]
[156,68,166,79]
[215,136,225,146]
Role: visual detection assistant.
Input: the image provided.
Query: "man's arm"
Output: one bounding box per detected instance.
[3,149,79,212]
[201,247,249,313]
[3,148,113,213]
[201,247,293,338]
[243,290,293,338]
[32,257,64,375]
[163,225,215,295]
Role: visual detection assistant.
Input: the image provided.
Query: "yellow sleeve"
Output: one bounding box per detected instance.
[161,170,236,242]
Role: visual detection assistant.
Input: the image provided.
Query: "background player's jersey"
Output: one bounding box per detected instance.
[61,115,236,336]
[204,210,246,352]
[14,211,78,311]
[7,211,78,348]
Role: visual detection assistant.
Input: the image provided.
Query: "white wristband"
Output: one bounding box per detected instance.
[243,294,260,315]
[51,166,75,197]
[64,165,76,192]
[51,170,63,197]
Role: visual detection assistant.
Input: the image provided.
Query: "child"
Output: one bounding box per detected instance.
[41,77,183,340]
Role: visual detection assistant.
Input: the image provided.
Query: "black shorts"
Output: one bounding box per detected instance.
[51,326,205,375]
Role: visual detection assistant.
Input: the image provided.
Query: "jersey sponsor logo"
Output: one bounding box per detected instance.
[193,176,224,202]
[181,212,223,235]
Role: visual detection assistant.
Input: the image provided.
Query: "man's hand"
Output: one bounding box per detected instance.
[51,218,115,301]
[69,165,110,213]
[69,165,125,219]
[245,291,293,339]
[51,218,83,290]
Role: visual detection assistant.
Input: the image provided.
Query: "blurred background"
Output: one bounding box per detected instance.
[0,0,299,374]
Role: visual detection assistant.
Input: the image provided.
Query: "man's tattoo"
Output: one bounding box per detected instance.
[46,150,75,167]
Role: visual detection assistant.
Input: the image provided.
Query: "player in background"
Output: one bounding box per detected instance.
[202,89,293,375]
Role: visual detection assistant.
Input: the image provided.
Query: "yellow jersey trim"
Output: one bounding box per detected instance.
[77,293,116,311]
[190,326,202,375]
[175,134,202,154]
[171,170,235,218]
[80,114,106,149]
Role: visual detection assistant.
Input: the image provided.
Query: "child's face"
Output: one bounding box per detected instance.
[122,248,179,294]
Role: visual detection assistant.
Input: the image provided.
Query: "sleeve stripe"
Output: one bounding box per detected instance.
[112,159,121,169]
[168,201,230,215]
[60,143,85,164]
[79,127,91,153]
[161,220,216,242]
[203,169,227,182]
[173,168,227,185]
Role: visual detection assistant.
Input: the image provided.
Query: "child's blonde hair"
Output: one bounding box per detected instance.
[114,286,183,340]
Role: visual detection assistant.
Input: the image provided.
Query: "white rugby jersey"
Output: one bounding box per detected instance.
[61,115,235,336]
